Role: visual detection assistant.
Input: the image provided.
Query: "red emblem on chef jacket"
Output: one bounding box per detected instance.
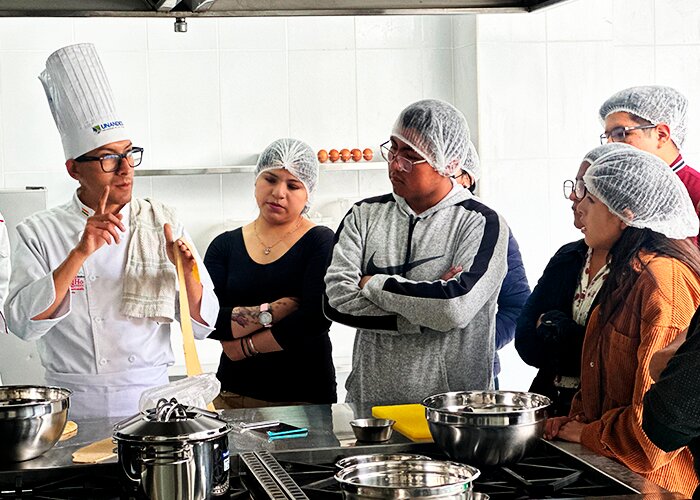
[70,276,85,292]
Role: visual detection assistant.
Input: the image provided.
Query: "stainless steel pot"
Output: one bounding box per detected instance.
[422,391,551,466]
[335,459,480,499]
[114,398,231,500]
[0,385,71,462]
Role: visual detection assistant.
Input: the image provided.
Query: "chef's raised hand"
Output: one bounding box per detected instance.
[164,223,206,325]
[34,186,124,320]
[75,186,125,257]
[164,223,197,273]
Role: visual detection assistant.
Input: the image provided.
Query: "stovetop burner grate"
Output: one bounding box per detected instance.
[0,470,124,499]
[234,441,641,500]
[0,440,642,499]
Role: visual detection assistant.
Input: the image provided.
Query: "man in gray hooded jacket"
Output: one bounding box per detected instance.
[324,99,509,404]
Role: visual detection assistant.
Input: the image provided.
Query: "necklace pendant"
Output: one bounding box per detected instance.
[264,247,271,255]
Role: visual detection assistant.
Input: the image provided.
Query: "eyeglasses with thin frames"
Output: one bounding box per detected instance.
[599,124,656,145]
[563,179,586,200]
[380,140,428,173]
[74,146,144,173]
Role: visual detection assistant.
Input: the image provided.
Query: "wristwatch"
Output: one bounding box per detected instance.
[258,303,273,328]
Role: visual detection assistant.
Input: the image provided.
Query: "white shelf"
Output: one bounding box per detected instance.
[135,160,385,177]
[320,161,386,172]
[135,166,255,176]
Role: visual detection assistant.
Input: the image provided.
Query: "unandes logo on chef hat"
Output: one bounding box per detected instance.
[92,120,125,135]
[39,43,131,160]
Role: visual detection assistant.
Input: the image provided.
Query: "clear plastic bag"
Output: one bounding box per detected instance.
[139,373,221,412]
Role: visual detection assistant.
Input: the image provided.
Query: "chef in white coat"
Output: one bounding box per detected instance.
[0,213,9,314]
[4,43,218,419]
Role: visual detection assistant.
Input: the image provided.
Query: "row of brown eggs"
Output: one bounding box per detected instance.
[318,148,374,163]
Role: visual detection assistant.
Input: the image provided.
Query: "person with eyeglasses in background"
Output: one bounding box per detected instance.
[515,143,631,416]
[324,99,510,404]
[452,142,530,390]
[599,86,700,237]
[4,44,217,418]
[0,211,9,333]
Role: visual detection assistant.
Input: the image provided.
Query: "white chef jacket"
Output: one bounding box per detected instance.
[0,211,10,318]
[4,193,218,419]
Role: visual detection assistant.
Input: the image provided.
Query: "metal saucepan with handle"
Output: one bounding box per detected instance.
[114,398,231,500]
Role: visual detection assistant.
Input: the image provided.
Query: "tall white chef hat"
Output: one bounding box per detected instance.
[39,43,130,160]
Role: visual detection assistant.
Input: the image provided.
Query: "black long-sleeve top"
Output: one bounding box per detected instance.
[204,226,337,404]
[643,307,700,499]
[514,239,589,414]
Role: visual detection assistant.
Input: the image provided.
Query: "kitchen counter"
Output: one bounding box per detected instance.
[0,403,681,498]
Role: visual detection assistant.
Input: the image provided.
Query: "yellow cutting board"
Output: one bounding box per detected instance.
[372,404,433,442]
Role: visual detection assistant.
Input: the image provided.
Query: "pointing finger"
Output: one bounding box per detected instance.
[105,213,126,232]
[97,186,109,215]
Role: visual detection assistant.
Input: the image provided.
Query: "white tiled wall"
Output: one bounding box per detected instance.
[471,0,700,391]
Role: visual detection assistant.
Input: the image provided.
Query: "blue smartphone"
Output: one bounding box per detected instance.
[256,422,308,439]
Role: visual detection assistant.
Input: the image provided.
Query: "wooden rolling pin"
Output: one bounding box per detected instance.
[175,244,216,412]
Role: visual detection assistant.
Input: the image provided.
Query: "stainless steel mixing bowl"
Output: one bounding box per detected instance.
[422,391,551,466]
[0,385,71,462]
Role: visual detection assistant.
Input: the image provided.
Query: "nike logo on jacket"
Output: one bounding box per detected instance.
[366,252,444,276]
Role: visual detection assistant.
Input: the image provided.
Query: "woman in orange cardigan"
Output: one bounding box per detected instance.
[544,146,700,498]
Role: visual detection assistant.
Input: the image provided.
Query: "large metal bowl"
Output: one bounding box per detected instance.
[0,385,71,462]
[335,459,480,499]
[422,391,551,466]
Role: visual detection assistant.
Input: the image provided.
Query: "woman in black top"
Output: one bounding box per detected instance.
[204,138,336,407]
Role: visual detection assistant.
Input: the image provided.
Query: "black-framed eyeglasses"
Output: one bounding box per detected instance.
[563,179,586,200]
[599,124,656,145]
[380,140,428,173]
[74,146,144,173]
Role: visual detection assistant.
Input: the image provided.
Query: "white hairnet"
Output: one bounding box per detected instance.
[460,141,481,181]
[582,142,634,166]
[392,99,470,177]
[255,138,319,200]
[583,148,698,239]
[598,86,688,149]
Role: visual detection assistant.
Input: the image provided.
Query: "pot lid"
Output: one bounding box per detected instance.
[113,398,230,443]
